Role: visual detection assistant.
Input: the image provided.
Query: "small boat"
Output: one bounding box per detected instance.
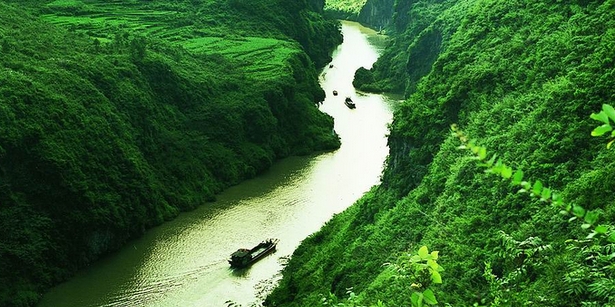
[333,90,338,96]
[228,239,279,269]
[329,64,334,68]
[344,97,356,109]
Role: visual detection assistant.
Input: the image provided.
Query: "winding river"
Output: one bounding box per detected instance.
[37,20,395,307]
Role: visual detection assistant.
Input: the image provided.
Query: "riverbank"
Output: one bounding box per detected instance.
[36,21,395,307]
[266,1,615,306]
[0,1,341,306]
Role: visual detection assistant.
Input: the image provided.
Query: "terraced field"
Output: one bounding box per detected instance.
[41,0,297,79]
[42,1,196,39]
[184,36,299,80]
[1,2,343,306]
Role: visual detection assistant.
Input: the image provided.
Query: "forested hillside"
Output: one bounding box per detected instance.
[267,0,615,306]
[324,0,366,20]
[325,0,394,30]
[0,1,342,306]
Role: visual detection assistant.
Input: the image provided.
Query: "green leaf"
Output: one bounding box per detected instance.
[411,292,423,307]
[540,188,552,200]
[431,270,442,284]
[501,166,512,179]
[572,205,586,218]
[584,210,600,225]
[470,143,479,154]
[427,259,438,270]
[512,169,524,185]
[532,180,543,196]
[551,193,563,205]
[608,232,615,243]
[595,225,608,234]
[591,111,610,124]
[430,251,439,260]
[423,289,438,305]
[582,223,591,229]
[418,246,429,259]
[608,138,615,149]
[487,164,500,174]
[603,104,615,122]
[486,154,497,167]
[478,146,487,160]
[410,255,422,263]
[592,124,613,136]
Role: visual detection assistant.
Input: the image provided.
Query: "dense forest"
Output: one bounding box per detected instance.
[268,0,615,306]
[4,0,615,306]
[0,1,342,306]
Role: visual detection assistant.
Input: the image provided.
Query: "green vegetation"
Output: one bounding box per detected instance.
[267,0,615,306]
[324,0,367,20]
[0,0,342,306]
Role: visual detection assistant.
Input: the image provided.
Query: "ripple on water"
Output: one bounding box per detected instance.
[37,20,395,307]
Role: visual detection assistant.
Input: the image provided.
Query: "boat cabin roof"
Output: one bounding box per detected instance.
[231,248,250,258]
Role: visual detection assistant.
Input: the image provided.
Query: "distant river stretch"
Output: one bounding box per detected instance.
[37,20,395,307]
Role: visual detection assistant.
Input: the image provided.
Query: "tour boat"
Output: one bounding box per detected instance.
[344,96,356,109]
[228,239,279,269]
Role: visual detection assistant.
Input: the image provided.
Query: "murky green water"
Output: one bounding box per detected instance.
[37,21,396,307]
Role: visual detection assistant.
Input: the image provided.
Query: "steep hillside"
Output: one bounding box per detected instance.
[267,0,615,306]
[357,0,395,30]
[324,0,367,20]
[0,1,341,306]
[325,0,394,30]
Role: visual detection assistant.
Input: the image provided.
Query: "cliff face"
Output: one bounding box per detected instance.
[357,0,395,30]
[352,0,454,94]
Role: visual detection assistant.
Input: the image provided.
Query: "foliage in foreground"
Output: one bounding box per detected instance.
[0,1,342,306]
[266,0,615,306]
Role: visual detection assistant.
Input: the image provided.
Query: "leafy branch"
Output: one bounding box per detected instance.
[389,246,444,307]
[450,124,614,243]
[321,246,443,307]
[590,104,615,148]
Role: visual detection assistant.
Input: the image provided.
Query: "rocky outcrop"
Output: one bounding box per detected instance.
[358,0,395,30]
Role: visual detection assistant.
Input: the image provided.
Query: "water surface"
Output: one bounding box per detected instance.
[38,20,396,307]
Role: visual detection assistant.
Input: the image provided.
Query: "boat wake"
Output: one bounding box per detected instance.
[96,260,227,307]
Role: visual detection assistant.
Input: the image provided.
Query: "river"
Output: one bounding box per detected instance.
[37,20,395,307]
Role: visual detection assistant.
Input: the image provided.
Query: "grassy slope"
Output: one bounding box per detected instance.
[267,0,615,306]
[0,0,342,306]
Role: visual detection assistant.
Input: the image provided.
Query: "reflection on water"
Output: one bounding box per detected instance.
[37,21,397,307]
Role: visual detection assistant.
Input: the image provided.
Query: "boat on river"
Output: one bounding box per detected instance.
[344,97,356,109]
[333,90,338,96]
[228,239,279,269]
